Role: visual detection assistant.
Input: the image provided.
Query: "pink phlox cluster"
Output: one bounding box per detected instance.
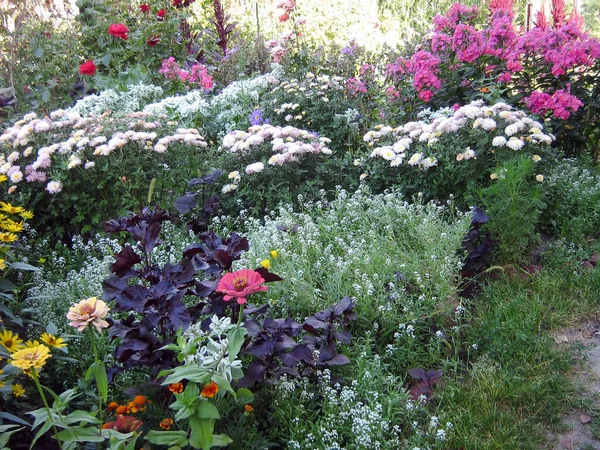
[485,13,517,58]
[526,88,583,119]
[430,33,452,53]
[433,3,479,33]
[346,77,368,95]
[452,24,485,62]
[159,57,213,90]
[407,51,442,102]
[385,57,407,81]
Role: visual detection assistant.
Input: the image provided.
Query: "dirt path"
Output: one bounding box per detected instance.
[547,321,600,450]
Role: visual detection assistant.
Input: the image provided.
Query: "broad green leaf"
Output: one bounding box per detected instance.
[145,430,188,446]
[0,278,16,292]
[227,327,246,361]
[163,365,210,385]
[211,374,235,397]
[188,417,213,450]
[56,426,105,442]
[30,420,53,449]
[33,48,44,57]
[196,401,220,419]
[40,90,50,103]
[45,322,58,336]
[101,53,112,67]
[174,405,196,421]
[62,410,101,425]
[0,425,23,447]
[235,388,254,405]
[0,412,30,426]
[212,434,233,447]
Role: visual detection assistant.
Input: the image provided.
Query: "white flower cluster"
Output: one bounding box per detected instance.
[72,84,165,116]
[271,73,345,115]
[182,315,243,382]
[219,124,332,193]
[143,90,210,120]
[364,100,554,168]
[0,109,206,194]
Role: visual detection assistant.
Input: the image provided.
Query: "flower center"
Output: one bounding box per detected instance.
[5,339,12,347]
[232,277,248,290]
[80,304,93,315]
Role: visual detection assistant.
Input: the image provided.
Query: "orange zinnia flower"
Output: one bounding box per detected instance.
[133,395,147,406]
[200,381,219,398]
[115,405,127,415]
[169,382,184,393]
[244,404,254,413]
[160,418,174,430]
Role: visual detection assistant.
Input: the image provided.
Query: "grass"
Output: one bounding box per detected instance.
[442,264,600,449]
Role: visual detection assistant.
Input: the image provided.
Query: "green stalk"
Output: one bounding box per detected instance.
[87,327,103,421]
[31,370,63,450]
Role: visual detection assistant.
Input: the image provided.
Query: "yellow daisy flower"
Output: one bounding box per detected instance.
[0,202,24,214]
[25,340,41,348]
[0,259,6,270]
[259,259,271,269]
[19,210,34,220]
[0,174,7,183]
[270,250,278,259]
[11,384,25,397]
[0,329,25,353]
[0,232,18,243]
[40,333,67,349]
[10,344,51,373]
[0,220,25,233]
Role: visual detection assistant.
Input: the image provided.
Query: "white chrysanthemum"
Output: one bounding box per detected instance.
[221,184,238,194]
[481,118,497,130]
[420,157,437,168]
[532,154,542,162]
[245,162,265,174]
[492,136,507,147]
[407,153,423,166]
[506,137,525,150]
[45,180,63,194]
[10,171,23,183]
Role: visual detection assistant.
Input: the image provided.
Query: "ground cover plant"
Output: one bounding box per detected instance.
[1,0,600,448]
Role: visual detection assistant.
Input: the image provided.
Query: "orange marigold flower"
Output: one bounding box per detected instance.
[244,404,254,413]
[107,401,119,411]
[159,418,174,430]
[200,381,219,398]
[127,401,139,414]
[169,382,184,393]
[480,86,490,93]
[133,395,147,406]
[115,405,128,415]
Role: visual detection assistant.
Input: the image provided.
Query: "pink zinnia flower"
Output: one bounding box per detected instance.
[216,269,268,304]
[67,297,110,332]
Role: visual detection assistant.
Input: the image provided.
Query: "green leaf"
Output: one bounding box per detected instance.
[0,278,16,292]
[8,262,39,271]
[33,48,44,57]
[30,420,53,449]
[0,412,30,426]
[45,322,58,336]
[212,434,233,447]
[188,417,213,450]
[196,401,220,419]
[227,327,246,361]
[56,426,105,442]
[235,388,254,405]
[163,365,211,385]
[211,374,235,397]
[101,53,112,67]
[62,410,101,425]
[41,90,50,103]
[0,425,23,447]
[145,430,188,446]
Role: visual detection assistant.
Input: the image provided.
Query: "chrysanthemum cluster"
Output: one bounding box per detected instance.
[364,100,553,169]
[0,109,206,195]
[220,124,332,193]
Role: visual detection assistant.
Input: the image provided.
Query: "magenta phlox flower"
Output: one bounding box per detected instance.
[346,77,368,95]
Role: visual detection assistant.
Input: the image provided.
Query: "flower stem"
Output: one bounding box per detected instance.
[237,304,244,327]
[87,327,103,421]
[31,371,63,450]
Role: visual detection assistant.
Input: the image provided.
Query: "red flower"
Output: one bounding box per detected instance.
[216,269,268,305]
[79,60,96,76]
[157,9,166,20]
[279,12,290,22]
[172,0,183,6]
[102,415,143,433]
[147,35,161,47]
[108,23,130,40]
[140,4,150,13]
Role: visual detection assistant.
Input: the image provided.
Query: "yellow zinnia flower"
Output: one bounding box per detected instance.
[40,332,67,349]
[0,232,18,243]
[0,220,25,233]
[25,340,41,348]
[0,202,24,214]
[10,344,51,373]
[19,210,34,220]
[11,383,25,397]
[0,175,7,183]
[0,329,25,353]
[270,250,278,259]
